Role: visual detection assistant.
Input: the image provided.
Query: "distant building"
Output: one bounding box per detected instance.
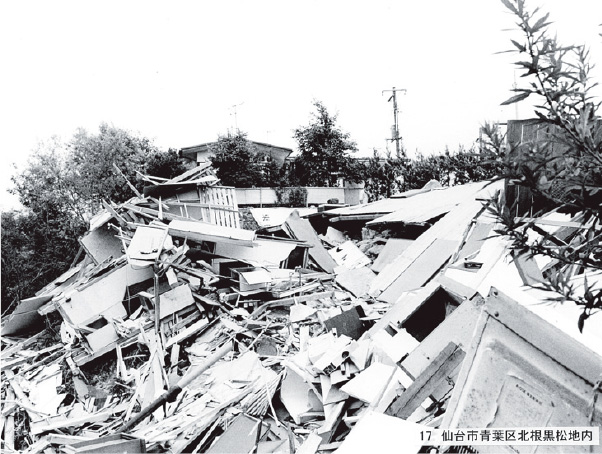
[179,140,293,168]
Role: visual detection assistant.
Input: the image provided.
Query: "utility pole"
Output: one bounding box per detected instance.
[230,102,244,134]
[382,87,407,158]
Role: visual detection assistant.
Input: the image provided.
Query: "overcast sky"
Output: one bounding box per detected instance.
[1,0,601,209]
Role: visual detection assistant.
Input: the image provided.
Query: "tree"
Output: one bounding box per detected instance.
[144,148,188,180]
[293,101,358,186]
[362,150,405,201]
[483,0,602,330]
[1,208,84,314]
[402,146,502,191]
[69,123,161,208]
[5,124,170,311]
[4,140,88,309]
[209,132,273,187]
[12,137,89,224]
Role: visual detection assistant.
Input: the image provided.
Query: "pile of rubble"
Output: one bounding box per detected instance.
[2,167,601,453]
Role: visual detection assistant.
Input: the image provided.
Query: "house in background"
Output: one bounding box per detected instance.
[179,140,293,169]
[178,139,365,207]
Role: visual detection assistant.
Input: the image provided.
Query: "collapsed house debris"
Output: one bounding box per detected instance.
[2,168,602,453]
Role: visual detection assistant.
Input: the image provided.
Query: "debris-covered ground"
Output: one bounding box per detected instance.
[2,165,601,453]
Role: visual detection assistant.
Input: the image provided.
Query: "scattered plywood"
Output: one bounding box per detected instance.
[1,295,53,336]
[320,226,347,247]
[341,362,396,406]
[335,266,376,298]
[206,414,266,453]
[280,367,323,424]
[367,180,498,226]
[368,281,441,337]
[126,225,169,265]
[296,431,322,454]
[30,408,112,436]
[290,305,317,323]
[401,294,484,380]
[320,374,349,405]
[328,241,371,270]
[80,225,123,265]
[159,284,195,320]
[378,238,457,303]
[85,323,119,353]
[370,238,413,273]
[58,264,153,326]
[283,210,337,273]
[165,318,209,348]
[233,267,272,292]
[371,329,419,363]
[67,434,146,454]
[214,238,299,268]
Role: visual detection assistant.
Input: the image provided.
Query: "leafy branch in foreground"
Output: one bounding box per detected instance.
[484,0,602,330]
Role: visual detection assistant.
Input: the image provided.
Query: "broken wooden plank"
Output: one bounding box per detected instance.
[386,342,465,419]
[4,389,15,450]
[165,318,210,348]
[1,331,46,359]
[370,199,485,299]
[1,344,62,371]
[30,410,112,436]
[159,284,196,320]
[283,210,337,273]
[102,199,129,228]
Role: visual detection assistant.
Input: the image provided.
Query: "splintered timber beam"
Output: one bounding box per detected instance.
[113,162,143,199]
[117,341,234,434]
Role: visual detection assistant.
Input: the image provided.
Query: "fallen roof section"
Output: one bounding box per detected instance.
[325,180,443,220]
[367,180,501,226]
[370,198,489,302]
